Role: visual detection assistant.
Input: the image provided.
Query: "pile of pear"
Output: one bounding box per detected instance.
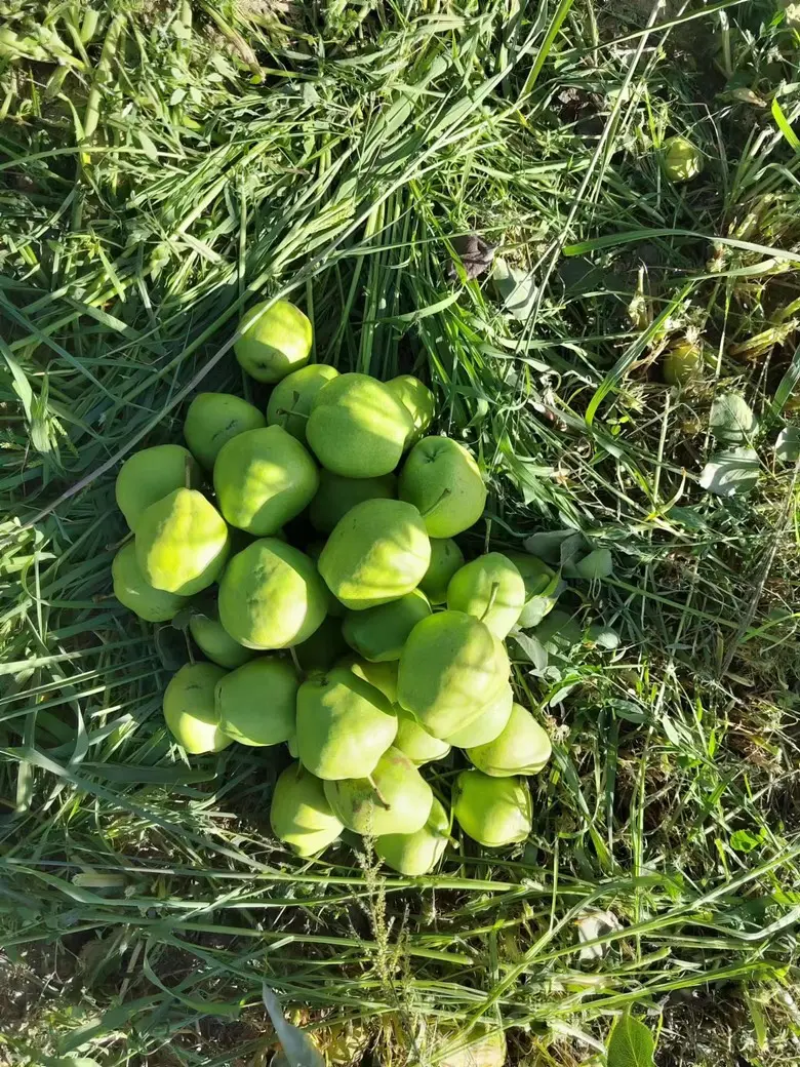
[111,300,554,875]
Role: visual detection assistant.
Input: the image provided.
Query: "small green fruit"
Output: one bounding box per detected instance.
[234,299,312,383]
[503,551,559,628]
[136,488,230,596]
[218,538,327,649]
[343,589,431,662]
[345,659,399,704]
[663,136,704,183]
[453,770,531,847]
[213,426,319,536]
[446,553,525,639]
[115,444,200,531]
[319,499,431,611]
[324,747,433,835]
[375,796,449,875]
[399,437,486,537]
[189,610,255,669]
[267,364,339,442]
[112,541,188,622]
[420,538,465,604]
[467,703,552,776]
[184,392,265,469]
[397,611,505,739]
[663,338,704,386]
[296,667,398,780]
[163,662,233,754]
[294,616,349,673]
[445,682,512,748]
[215,657,298,746]
[306,373,412,478]
[395,708,451,766]
[309,471,396,534]
[270,761,343,857]
[386,375,435,448]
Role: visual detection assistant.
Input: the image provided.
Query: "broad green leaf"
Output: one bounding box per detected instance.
[730,829,762,853]
[775,426,800,464]
[699,447,759,497]
[492,256,538,321]
[511,632,548,671]
[574,548,614,581]
[709,392,758,444]
[607,1012,656,1067]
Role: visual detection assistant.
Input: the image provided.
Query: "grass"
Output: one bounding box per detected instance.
[3,0,800,1064]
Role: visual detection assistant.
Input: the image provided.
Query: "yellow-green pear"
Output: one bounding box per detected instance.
[296,667,398,780]
[445,682,513,749]
[386,375,435,448]
[213,426,319,536]
[270,761,343,857]
[294,616,349,673]
[323,747,433,835]
[215,657,298,746]
[319,499,431,611]
[375,796,449,875]
[395,708,451,766]
[306,373,412,478]
[135,488,230,596]
[218,538,327,649]
[189,609,255,669]
[267,364,339,442]
[115,444,200,531]
[467,703,552,776]
[112,541,188,622]
[446,553,525,638]
[343,589,431,662]
[345,658,399,704]
[399,437,486,537]
[397,611,505,739]
[163,662,233,754]
[235,299,312,383]
[420,538,465,604]
[184,392,265,469]
[503,551,560,627]
[453,770,531,847]
[309,470,396,534]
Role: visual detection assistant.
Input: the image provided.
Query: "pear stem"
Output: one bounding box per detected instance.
[419,486,451,519]
[480,582,500,623]
[276,408,310,420]
[367,774,391,809]
[289,646,302,675]
[184,456,193,489]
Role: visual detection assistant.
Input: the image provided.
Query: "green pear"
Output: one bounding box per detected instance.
[503,551,560,628]
[375,796,449,875]
[395,708,451,766]
[234,299,312,383]
[115,444,200,531]
[445,682,513,748]
[397,611,505,739]
[183,392,265,469]
[296,667,398,780]
[452,770,531,847]
[319,499,431,611]
[343,589,431,662]
[213,426,319,536]
[112,541,188,622]
[306,373,412,478]
[323,747,433,835]
[267,364,339,443]
[189,609,255,669]
[163,662,233,754]
[399,437,486,537]
[446,553,525,639]
[294,616,349,673]
[466,703,552,776]
[270,761,343,857]
[309,470,396,534]
[218,538,327,649]
[344,658,399,704]
[386,375,435,448]
[420,538,465,604]
[215,657,298,746]
[136,488,230,596]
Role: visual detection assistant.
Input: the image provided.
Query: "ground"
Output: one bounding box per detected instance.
[2,1,800,1065]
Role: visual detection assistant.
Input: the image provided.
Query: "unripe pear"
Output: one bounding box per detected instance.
[163,662,233,754]
[112,541,188,622]
[189,609,255,669]
[323,747,433,835]
[445,682,513,749]
[270,761,343,857]
[386,375,435,448]
[419,538,464,605]
[453,770,531,847]
[215,657,298,746]
[115,444,200,531]
[375,796,449,875]
[446,553,525,638]
[399,437,486,537]
[235,299,312,383]
[135,488,230,596]
[267,364,340,443]
[343,589,431,662]
[466,703,552,776]
[184,392,265,469]
[395,708,451,766]
[309,470,396,534]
